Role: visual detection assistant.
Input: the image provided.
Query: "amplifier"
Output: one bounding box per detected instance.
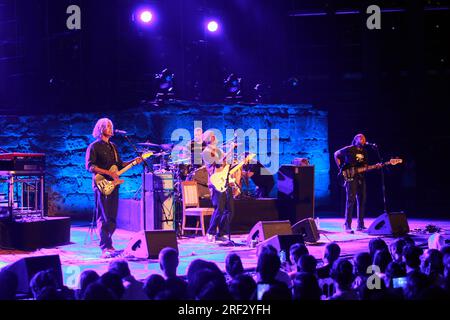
[144,172,174,191]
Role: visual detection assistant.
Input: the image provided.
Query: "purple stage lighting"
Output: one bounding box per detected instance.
[139,10,153,23]
[207,20,219,32]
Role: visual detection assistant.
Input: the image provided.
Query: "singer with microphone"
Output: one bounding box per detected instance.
[334,133,381,233]
[85,118,142,258]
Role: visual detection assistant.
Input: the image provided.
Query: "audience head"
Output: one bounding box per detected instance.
[330,258,355,291]
[225,253,244,280]
[0,270,18,300]
[108,259,131,279]
[29,269,59,299]
[440,245,450,258]
[444,254,450,279]
[420,249,444,276]
[229,274,256,300]
[159,247,179,279]
[289,243,309,266]
[401,235,415,247]
[292,272,322,300]
[404,270,430,300]
[144,274,166,300]
[389,238,407,263]
[256,245,281,283]
[385,261,406,288]
[354,252,371,277]
[261,282,292,300]
[98,272,124,300]
[83,282,116,300]
[297,254,317,274]
[323,242,341,265]
[78,270,99,298]
[373,249,393,273]
[403,245,424,271]
[369,238,388,259]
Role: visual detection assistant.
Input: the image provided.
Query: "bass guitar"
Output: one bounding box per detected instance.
[338,158,403,186]
[95,152,153,196]
[210,153,256,193]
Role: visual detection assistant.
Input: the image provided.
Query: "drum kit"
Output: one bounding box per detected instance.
[137,141,199,181]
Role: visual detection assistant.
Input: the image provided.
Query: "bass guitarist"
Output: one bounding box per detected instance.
[334,133,381,233]
[202,130,237,242]
[85,118,142,258]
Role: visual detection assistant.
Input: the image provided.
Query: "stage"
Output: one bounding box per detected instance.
[0,216,448,289]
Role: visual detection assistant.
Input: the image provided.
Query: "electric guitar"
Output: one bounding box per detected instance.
[338,158,403,186]
[210,153,256,193]
[95,152,153,196]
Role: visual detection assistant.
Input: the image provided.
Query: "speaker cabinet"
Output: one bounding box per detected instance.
[277,165,314,223]
[367,212,410,236]
[292,218,320,243]
[256,234,304,256]
[3,255,63,294]
[246,220,292,246]
[118,174,174,232]
[124,230,178,259]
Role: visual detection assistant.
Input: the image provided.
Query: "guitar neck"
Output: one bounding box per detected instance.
[117,161,137,176]
[357,161,390,174]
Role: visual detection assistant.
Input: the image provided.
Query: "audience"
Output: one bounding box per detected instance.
[143,274,166,300]
[229,274,256,300]
[3,232,450,301]
[109,259,147,300]
[75,270,99,300]
[403,245,423,274]
[297,254,317,274]
[317,242,340,279]
[225,253,245,281]
[292,272,322,300]
[98,271,125,300]
[328,258,358,300]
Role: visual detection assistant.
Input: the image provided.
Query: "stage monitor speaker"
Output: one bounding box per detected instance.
[367,212,410,236]
[246,220,292,246]
[277,165,315,222]
[256,234,304,256]
[124,230,178,259]
[3,255,63,294]
[292,218,320,243]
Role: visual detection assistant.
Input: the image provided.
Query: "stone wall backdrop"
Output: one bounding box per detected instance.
[0,101,329,217]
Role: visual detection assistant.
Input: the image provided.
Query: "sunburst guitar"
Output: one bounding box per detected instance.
[95,152,153,196]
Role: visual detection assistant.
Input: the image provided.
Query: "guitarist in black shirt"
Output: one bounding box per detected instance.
[334,134,381,232]
[85,118,142,257]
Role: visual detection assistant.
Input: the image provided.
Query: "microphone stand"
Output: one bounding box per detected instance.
[122,134,152,231]
[372,144,389,214]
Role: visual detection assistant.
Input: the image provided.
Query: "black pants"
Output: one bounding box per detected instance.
[344,178,366,228]
[94,187,119,250]
[207,187,233,236]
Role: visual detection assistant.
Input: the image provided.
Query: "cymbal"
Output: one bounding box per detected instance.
[160,144,174,151]
[138,142,161,147]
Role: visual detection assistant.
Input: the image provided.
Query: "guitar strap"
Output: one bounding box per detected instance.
[110,143,119,164]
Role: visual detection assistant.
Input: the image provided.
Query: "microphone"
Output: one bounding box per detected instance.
[365,142,377,147]
[114,129,128,135]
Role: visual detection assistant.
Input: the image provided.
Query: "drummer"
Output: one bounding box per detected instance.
[191,127,206,169]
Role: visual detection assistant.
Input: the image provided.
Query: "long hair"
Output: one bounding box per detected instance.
[352,133,364,146]
[92,118,113,140]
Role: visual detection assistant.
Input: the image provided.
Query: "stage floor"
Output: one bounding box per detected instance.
[1,217,449,289]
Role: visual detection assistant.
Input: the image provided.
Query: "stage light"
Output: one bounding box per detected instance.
[133,7,155,27]
[140,10,153,23]
[207,20,219,32]
[155,68,175,103]
[224,73,242,101]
